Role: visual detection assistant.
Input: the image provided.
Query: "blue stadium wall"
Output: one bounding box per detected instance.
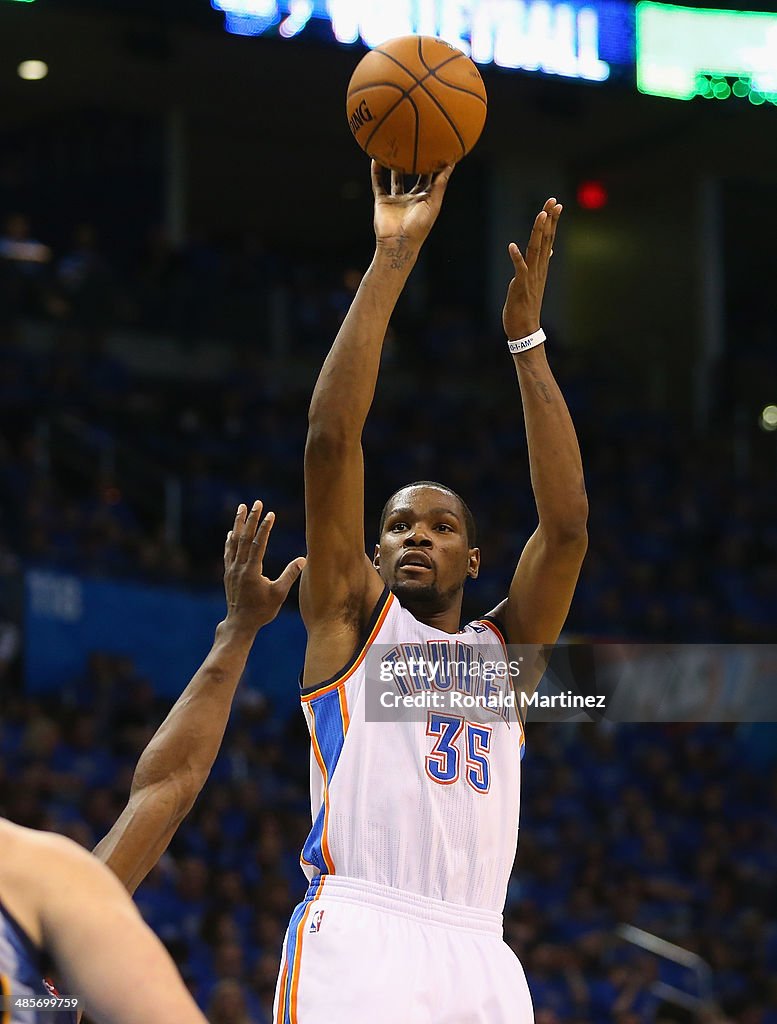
[23,569,306,713]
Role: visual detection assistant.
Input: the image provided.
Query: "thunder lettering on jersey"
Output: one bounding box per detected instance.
[0,899,78,1024]
[299,587,525,913]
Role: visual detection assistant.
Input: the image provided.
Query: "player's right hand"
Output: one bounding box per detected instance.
[371,160,453,260]
[223,501,305,636]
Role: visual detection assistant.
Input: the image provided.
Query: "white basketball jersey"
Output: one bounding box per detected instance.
[299,588,525,913]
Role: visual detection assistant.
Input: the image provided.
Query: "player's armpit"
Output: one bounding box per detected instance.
[301,552,386,689]
[501,524,587,649]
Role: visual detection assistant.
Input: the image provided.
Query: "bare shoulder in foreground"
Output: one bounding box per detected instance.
[0,818,208,1024]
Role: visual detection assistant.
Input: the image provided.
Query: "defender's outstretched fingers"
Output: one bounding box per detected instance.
[390,169,404,196]
[371,160,388,198]
[237,500,263,562]
[226,504,247,563]
[271,556,307,603]
[249,510,276,567]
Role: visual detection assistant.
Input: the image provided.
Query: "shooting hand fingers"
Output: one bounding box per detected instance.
[429,164,454,202]
[371,160,388,198]
[409,173,433,195]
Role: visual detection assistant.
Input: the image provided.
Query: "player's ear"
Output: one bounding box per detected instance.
[373,544,381,569]
[467,547,480,579]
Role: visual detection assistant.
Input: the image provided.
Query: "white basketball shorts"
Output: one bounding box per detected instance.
[273,875,534,1024]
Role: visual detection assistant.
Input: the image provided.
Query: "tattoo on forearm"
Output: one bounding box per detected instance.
[385,236,414,271]
[517,359,554,404]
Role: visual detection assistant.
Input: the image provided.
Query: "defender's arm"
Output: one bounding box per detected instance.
[93,503,304,894]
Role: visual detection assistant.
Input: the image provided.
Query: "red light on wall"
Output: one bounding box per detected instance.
[577,181,608,210]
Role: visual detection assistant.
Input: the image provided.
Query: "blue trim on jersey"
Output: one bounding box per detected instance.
[281,899,308,1024]
[301,803,328,875]
[281,879,325,1023]
[310,689,347,774]
[300,688,348,876]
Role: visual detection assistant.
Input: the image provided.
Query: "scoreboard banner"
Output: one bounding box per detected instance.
[210,0,777,106]
[212,0,635,82]
[3,2,774,104]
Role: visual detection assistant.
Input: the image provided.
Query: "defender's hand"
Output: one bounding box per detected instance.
[371,161,453,264]
[503,198,562,342]
[223,501,305,636]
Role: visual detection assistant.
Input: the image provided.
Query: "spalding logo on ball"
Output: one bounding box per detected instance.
[346,35,487,175]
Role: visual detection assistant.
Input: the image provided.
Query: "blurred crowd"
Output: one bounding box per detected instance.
[1,210,775,642]
[2,210,776,1023]
[1,667,775,1024]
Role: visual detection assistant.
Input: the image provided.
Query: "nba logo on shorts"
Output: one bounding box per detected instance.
[309,909,325,933]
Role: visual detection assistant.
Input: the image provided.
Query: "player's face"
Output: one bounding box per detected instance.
[375,486,479,612]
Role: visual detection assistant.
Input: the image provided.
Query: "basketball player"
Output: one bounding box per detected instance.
[273,164,587,1023]
[92,500,305,895]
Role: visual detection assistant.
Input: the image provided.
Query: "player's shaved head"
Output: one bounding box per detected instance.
[379,481,477,546]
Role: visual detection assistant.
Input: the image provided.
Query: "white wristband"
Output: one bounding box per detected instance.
[507,328,546,354]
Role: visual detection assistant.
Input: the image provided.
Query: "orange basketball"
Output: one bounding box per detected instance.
[346,35,487,175]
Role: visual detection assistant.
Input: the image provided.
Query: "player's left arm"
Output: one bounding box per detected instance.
[491,200,588,654]
[92,502,304,895]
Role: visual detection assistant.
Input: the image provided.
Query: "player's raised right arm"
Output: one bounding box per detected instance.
[301,164,452,672]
